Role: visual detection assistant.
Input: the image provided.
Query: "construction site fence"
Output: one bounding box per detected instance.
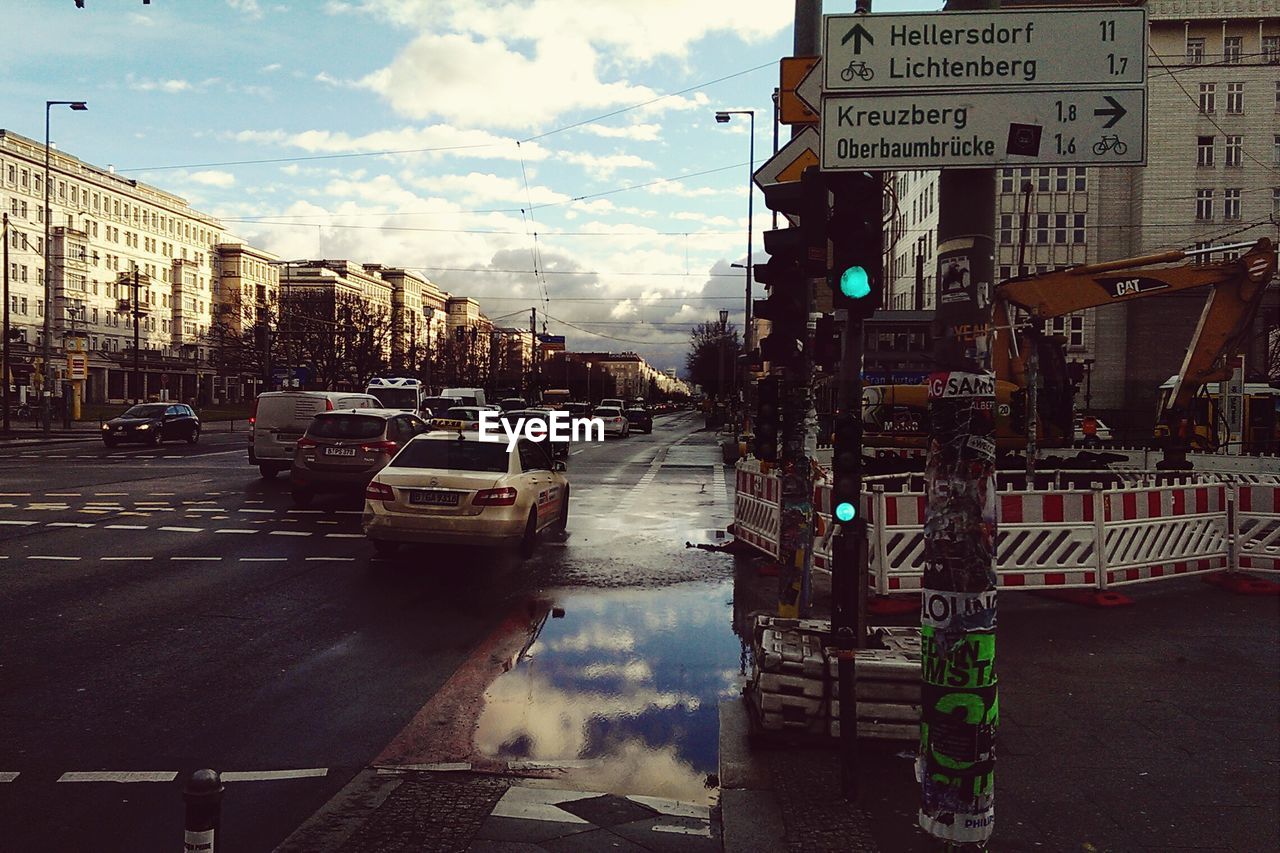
[733,459,1279,596]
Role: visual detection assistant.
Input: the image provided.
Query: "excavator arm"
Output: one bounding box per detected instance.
[996,238,1277,460]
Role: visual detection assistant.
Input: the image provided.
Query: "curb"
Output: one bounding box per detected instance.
[719,695,787,853]
[274,768,403,853]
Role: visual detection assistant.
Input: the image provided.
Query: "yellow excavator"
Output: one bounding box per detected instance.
[861,237,1277,464]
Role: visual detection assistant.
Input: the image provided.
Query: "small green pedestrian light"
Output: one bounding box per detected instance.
[839,265,871,300]
[835,501,857,522]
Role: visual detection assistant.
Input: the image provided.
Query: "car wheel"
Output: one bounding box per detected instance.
[187,426,200,445]
[519,509,539,558]
[373,539,399,556]
[292,489,313,508]
[556,486,569,534]
[259,464,279,479]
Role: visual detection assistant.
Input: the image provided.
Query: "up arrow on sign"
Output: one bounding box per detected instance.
[841,22,873,53]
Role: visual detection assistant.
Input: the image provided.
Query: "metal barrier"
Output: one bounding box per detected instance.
[733,460,1276,598]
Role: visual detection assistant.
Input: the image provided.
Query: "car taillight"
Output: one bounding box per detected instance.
[325,398,335,411]
[249,397,258,426]
[365,481,394,502]
[296,436,318,449]
[474,487,517,506]
[360,440,398,454]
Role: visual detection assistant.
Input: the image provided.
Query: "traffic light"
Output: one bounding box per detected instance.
[754,375,780,461]
[755,168,828,368]
[831,413,862,526]
[813,314,839,373]
[827,172,883,319]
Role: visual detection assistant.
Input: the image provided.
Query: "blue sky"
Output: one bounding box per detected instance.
[0,0,932,373]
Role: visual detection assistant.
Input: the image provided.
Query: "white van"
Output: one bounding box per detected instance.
[365,377,424,412]
[441,387,488,408]
[249,390,382,478]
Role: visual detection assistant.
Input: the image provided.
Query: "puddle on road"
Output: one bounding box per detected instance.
[472,580,741,805]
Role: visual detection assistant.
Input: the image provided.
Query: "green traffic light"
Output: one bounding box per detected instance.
[839,266,871,299]
[835,501,857,522]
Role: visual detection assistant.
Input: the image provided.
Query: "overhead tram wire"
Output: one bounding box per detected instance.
[118,62,774,173]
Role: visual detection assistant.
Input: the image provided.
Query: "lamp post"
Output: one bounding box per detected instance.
[586,361,592,404]
[41,99,87,435]
[715,109,754,432]
[717,309,729,417]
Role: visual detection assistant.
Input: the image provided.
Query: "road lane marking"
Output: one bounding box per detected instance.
[147,492,175,496]
[46,492,81,497]
[306,556,355,562]
[102,556,151,561]
[326,533,363,538]
[240,557,287,562]
[242,509,275,514]
[172,556,222,562]
[220,768,328,782]
[215,529,257,535]
[269,530,312,536]
[58,771,178,783]
[0,772,18,783]
[159,526,203,533]
[0,520,38,526]
[287,509,322,514]
[30,556,81,561]
[94,492,128,496]
[48,522,94,528]
[0,493,32,497]
[106,524,148,530]
[185,508,226,513]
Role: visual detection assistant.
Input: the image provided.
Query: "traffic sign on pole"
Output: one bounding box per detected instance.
[821,87,1145,170]
[823,7,1146,93]
[779,56,820,125]
[753,126,821,192]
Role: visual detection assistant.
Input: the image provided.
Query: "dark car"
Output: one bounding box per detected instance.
[624,407,652,434]
[564,401,592,418]
[499,397,529,412]
[290,408,430,506]
[101,403,200,447]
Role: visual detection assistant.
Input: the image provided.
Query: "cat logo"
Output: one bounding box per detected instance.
[1108,276,1167,298]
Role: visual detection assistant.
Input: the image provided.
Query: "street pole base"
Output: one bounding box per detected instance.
[1202,571,1280,596]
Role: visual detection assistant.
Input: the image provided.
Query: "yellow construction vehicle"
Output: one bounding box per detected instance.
[862,238,1277,464]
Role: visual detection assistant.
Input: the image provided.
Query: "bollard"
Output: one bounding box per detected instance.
[183,769,223,853]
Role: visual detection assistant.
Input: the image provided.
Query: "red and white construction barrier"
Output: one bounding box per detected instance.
[734,461,1275,600]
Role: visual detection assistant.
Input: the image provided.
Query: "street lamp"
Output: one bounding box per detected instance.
[713,109,754,356]
[41,100,87,435]
[717,309,729,411]
[586,361,592,404]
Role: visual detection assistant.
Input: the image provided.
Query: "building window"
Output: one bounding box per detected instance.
[1225,135,1242,167]
[1053,167,1068,192]
[1264,36,1280,64]
[1199,82,1216,113]
[999,214,1014,245]
[1054,214,1067,244]
[1035,214,1049,243]
[1073,167,1086,192]
[1051,315,1085,348]
[1226,82,1243,114]
[1223,35,1242,63]
[1223,188,1241,220]
[1187,37,1205,64]
[1273,188,1279,216]
[1197,135,1215,166]
[1072,214,1085,243]
[999,265,1012,281]
[1195,189,1213,220]
[1000,168,1014,194]
[1036,168,1050,192]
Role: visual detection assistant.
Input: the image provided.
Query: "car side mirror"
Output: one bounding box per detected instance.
[553,460,567,472]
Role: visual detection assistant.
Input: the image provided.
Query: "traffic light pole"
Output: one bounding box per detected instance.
[919,3,999,847]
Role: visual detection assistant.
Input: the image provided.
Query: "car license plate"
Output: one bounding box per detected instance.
[322,447,357,457]
[433,419,465,430]
[409,490,460,506]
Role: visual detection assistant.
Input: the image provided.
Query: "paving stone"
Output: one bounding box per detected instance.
[475,816,594,844]
[538,827,651,853]
[608,815,719,853]
[338,773,508,853]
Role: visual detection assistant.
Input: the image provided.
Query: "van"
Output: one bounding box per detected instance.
[249,390,383,478]
[441,387,487,408]
[365,377,424,412]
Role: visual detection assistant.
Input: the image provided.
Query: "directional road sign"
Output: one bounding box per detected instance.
[821,87,1146,171]
[753,126,820,191]
[824,7,1146,93]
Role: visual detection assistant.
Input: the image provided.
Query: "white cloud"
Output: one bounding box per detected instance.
[413,172,570,207]
[559,152,654,180]
[314,71,352,88]
[188,170,236,188]
[261,63,283,73]
[579,123,662,142]
[226,0,264,18]
[230,125,551,163]
[127,75,192,93]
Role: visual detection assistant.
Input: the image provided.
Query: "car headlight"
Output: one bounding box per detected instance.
[101,423,109,430]
[136,423,151,430]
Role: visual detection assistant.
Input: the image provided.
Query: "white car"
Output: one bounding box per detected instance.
[594,406,629,438]
[363,432,569,557]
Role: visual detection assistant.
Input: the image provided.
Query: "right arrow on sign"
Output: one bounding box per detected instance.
[1094,96,1127,129]
[841,23,873,53]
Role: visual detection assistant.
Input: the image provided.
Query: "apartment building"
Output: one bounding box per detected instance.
[362,265,448,373]
[2,129,224,403]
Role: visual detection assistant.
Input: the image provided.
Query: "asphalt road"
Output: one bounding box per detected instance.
[0,410,730,852]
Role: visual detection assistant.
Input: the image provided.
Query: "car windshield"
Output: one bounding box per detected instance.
[596,408,621,417]
[445,407,483,421]
[121,404,168,419]
[370,388,418,408]
[308,414,385,439]
[389,439,509,473]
